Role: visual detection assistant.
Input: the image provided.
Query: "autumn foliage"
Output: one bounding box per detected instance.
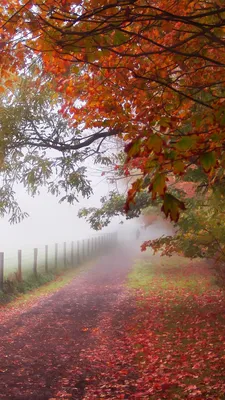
[1,1,225,221]
[80,257,225,399]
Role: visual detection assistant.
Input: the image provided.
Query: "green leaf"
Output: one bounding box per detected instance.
[113,30,127,46]
[159,117,170,127]
[161,193,185,222]
[149,174,167,199]
[215,107,225,126]
[126,140,141,158]
[175,136,196,151]
[173,160,185,174]
[165,150,176,160]
[200,151,216,172]
[146,135,163,154]
[194,115,202,129]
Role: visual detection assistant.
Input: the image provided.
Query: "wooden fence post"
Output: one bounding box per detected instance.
[87,238,90,259]
[82,239,85,262]
[55,243,58,269]
[18,250,22,282]
[45,245,48,273]
[64,242,67,268]
[0,252,4,291]
[77,241,80,265]
[71,241,74,267]
[33,248,38,277]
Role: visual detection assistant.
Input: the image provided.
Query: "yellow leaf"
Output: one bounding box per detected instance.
[146,134,163,154]
[173,160,185,174]
[149,174,167,199]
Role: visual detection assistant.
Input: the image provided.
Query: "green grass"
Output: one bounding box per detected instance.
[127,255,216,294]
[4,254,68,280]
[0,261,91,306]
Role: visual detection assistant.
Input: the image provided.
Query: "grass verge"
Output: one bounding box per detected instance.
[0,262,91,307]
[125,254,225,399]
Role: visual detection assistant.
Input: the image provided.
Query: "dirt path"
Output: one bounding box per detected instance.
[0,244,140,400]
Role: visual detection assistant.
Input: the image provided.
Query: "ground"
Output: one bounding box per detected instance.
[0,244,138,400]
[0,243,225,399]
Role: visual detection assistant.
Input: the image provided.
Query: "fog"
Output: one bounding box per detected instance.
[0,171,141,254]
[0,161,173,283]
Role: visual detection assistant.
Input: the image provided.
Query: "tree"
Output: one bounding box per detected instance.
[0,77,117,222]
[142,181,225,282]
[1,1,225,221]
[78,190,153,230]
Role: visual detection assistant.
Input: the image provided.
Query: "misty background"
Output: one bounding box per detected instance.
[0,170,141,254]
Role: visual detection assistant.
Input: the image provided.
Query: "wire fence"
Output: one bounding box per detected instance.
[0,232,117,290]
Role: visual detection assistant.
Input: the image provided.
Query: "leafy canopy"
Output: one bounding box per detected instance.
[1,1,225,220]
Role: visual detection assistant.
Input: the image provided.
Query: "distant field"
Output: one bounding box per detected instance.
[3,243,74,280]
[2,234,111,281]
